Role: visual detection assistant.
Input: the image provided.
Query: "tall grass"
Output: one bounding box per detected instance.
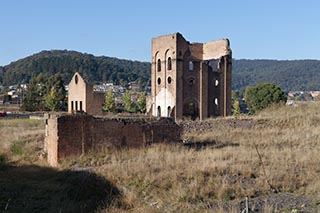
[2,103,320,212]
[0,119,45,164]
[73,103,320,212]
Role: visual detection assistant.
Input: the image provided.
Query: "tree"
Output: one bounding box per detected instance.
[232,100,240,116]
[22,76,45,111]
[45,87,59,111]
[232,90,240,101]
[136,92,146,113]
[122,91,136,113]
[46,74,67,111]
[244,83,287,114]
[102,89,116,113]
[22,73,67,112]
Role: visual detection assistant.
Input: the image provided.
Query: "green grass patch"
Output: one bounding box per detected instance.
[10,140,25,156]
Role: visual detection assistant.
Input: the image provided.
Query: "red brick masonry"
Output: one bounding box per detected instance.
[45,114,181,167]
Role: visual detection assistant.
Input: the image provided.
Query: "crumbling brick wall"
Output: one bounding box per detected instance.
[45,114,181,167]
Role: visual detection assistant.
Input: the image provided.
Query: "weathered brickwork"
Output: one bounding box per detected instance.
[45,114,181,167]
[147,33,232,120]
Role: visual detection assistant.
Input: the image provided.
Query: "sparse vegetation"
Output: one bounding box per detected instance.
[1,103,320,212]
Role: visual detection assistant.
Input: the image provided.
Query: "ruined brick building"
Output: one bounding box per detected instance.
[147,33,232,120]
[46,33,232,166]
[68,72,105,115]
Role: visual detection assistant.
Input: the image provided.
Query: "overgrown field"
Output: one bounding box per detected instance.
[1,103,320,212]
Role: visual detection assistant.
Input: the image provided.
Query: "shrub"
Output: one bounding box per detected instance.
[244,83,287,114]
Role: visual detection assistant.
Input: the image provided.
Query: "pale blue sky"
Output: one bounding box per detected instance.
[1,0,319,66]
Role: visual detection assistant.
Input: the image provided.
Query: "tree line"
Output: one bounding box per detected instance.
[103,90,146,114]
[233,59,320,92]
[22,71,285,115]
[1,50,320,93]
[22,74,147,114]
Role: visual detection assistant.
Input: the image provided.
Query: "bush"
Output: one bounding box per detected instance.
[244,83,287,114]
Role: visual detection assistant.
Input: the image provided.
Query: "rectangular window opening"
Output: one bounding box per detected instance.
[80,101,83,112]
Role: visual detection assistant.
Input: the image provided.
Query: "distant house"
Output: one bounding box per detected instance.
[7,90,16,96]
[68,72,105,115]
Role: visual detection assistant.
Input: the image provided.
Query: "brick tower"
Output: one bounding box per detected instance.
[148,33,232,120]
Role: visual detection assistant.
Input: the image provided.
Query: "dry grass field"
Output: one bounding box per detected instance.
[1,103,320,212]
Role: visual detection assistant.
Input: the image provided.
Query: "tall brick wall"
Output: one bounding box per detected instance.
[45,114,181,167]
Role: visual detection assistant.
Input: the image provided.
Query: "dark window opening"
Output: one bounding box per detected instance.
[157,106,161,117]
[80,101,83,112]
[167,57,172,70]
[75,101,78,111]
[75,75,78,84]
[189,78,195,86]
[167,106,171,117]
[157,77,161,85]
[71,101,74,111]
[167,76,172,84]
[157,59,161,71]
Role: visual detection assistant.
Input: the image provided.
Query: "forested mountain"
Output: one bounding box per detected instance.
[0,50,150,89]
[233,59,320,91]
[1,50,320,92]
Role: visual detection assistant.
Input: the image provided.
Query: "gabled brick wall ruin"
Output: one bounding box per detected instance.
[45,114,181,167]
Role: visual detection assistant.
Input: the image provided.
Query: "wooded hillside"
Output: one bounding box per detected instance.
[1,50,320,92]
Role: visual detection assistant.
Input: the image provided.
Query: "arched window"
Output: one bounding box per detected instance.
[189,61,194,71]
[75,74,78,84]
[167,106,171,117]
[215,98,218,106]
[167,57,172,70]
[157,59,161,71]
[157,106,161,117]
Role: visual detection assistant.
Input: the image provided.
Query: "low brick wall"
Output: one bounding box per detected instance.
[45,114,181,167]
